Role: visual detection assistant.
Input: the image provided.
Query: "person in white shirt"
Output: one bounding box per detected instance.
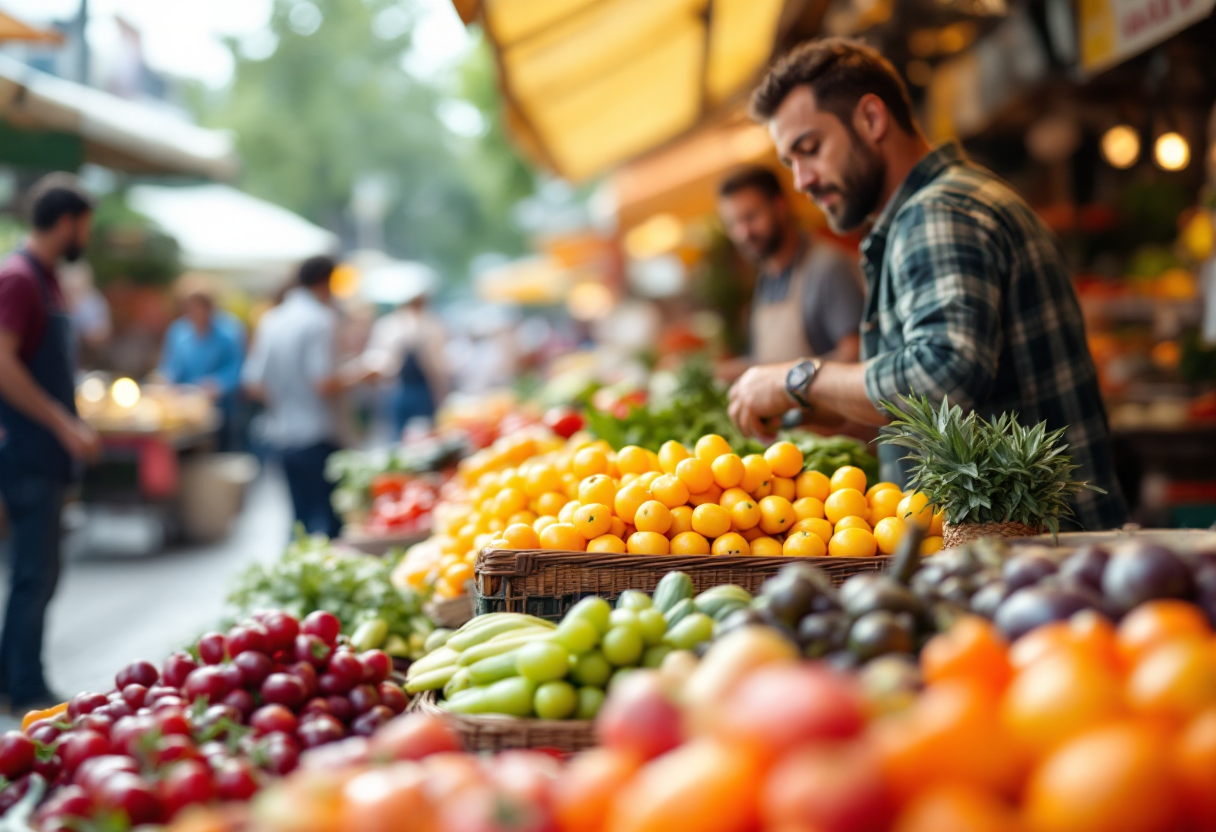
[243,256,362,538]
[362,292,449,438]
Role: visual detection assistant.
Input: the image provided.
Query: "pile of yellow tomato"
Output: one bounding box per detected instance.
[401,432,945,600]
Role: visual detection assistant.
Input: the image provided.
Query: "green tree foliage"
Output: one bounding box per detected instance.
[88,193,181,287]
[198,0,536,281]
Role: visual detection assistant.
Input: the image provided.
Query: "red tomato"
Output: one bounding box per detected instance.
[543,408,585,439]
[370,473,409,501]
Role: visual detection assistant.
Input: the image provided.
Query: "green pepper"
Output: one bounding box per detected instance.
[350,618,388,651]
[382,634,411,657]
[663,612,714,650]
[443,676,538,717]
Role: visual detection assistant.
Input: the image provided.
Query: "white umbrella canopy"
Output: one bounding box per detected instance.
[127,183,338,278]
[0,55,236,178]
[344,249,438,305]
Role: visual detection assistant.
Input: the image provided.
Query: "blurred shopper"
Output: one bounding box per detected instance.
[243,256,362,538]
[158,279,246,451]
[0,174,100,710]
[726,38,1125,530]
[718,166,864,366]
[362,289,449,438]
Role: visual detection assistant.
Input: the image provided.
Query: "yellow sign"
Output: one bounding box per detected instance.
[1081,0,1216,75]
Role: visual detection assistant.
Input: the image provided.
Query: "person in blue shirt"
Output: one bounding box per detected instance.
[158,283,246,451]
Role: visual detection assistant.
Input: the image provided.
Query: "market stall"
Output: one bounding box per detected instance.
[72,374,257,548]
[5,398,1216,831]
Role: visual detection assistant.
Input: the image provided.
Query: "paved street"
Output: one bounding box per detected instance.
[0,468,293,727]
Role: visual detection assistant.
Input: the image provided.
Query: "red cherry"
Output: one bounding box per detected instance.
[183,666,230,703]
[95,771,162,825]
[328,650,363,683]
[154,734,202,766]
[288,661,320,698]
[162,653,198,688]
[350,705,393,737]
[348,684,380,715]
[197,632,228,665]
[326,696,355,724]
[223,688,257,720]
[260,673,307,709]
[59,731,110,773]
[0,732,35,778]
[234,651,273,688]
[121,684,148,709]
[227,624,269,657]
[359,651,391,684]
[378,683,408,715]
[262,612,300,652]
[214,759,260,801]
[301,611,341,646]
[250,705,298,737]
[67,692,108,720]
[295,634,333,668]
[160,759,214,819]
[297,715,345,749]
[318,671,352,697]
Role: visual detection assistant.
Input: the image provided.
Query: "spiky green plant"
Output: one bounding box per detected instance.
[878,394,1105,538]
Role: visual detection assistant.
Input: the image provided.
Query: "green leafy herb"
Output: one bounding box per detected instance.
[781,432,879,483]
[583,358,759,453]
[226,532,432,658]
[878,393,1104,538]
[584,357,878,480]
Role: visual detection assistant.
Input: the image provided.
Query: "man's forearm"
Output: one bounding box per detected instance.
[808,361,888,426]
[824,333,861,363]
[0,351,73,434]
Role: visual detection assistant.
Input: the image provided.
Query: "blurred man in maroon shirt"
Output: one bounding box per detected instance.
[0,173,100,711]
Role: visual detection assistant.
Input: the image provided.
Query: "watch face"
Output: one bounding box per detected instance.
[787,365,809,401]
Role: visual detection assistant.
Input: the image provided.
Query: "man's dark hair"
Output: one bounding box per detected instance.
[718,166,784,201]
[27,173,93,231]
[750,37,917,134]
[298,255,336,288]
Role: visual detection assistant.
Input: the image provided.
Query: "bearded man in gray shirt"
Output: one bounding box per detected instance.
[718,165,865,366]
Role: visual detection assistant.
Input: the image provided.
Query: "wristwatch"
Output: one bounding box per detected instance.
[785,358,822,408]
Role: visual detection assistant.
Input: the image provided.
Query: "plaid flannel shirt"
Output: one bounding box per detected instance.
[859,143,1127,531]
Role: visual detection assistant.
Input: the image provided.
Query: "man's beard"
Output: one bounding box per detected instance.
[808,139,886,233]
[750,225,784,262]
[64,241,85,262]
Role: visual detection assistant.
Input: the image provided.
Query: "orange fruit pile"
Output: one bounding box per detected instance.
[396,429,944,600]
[881,602,1216,832]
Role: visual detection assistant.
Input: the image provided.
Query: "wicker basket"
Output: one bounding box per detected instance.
[424,593,475,629]
[474,548,890,620]
[942,520,1041,549]
[411,690,596,755]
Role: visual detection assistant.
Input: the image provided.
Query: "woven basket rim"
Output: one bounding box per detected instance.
[475,547,890,577]
[941,520,1042,533]
[942,519,1041,549]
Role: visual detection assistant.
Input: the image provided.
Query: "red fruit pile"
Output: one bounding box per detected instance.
[4,610,408,829]
[366,479,437,536]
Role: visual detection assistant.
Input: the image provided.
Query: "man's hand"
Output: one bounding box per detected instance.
[728,360,798,438]
[55,415,101,463]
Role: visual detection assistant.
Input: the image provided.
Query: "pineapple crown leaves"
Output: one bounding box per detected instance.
[878,393,1105,537]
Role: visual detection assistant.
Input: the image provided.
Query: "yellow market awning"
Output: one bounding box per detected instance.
[611,112,827,232]
[456,0,797,181]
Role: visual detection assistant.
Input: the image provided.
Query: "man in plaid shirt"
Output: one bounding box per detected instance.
[728,38,1127,530]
